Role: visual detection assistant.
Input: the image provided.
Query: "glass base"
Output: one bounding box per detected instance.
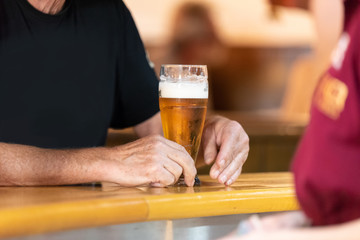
[174,175,201,186]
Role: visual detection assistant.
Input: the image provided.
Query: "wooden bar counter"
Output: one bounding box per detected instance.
[0,172,299,239]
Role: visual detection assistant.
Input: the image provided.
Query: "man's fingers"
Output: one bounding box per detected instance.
[213,121,249,184]
[151,135,196,186]
[209,139,248,184]
[163,160,183,184]
[202,125,218,165]
[209,132,237,179]
[217,152,246,184]
[224,167,242,186]
[167,151,197,186]
[151,167,176,186]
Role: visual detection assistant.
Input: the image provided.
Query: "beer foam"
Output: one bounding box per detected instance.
[159,80,208,99]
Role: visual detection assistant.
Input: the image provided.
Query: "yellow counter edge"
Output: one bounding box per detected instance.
[0,198,148,238]
[146,188,299,220]
[0,189,299,238]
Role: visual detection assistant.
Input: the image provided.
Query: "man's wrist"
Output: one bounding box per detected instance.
[83,147,120,184]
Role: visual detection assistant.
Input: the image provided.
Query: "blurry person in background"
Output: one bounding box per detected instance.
[157,2,227,110]
[0,0,249,187]
[167,2,226,67]
[220,0,360,239]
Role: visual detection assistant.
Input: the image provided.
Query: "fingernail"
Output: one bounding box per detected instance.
[226,179,232,185]
[220,175,227,184]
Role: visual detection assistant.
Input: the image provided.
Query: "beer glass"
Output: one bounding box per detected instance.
[159,65,208,186]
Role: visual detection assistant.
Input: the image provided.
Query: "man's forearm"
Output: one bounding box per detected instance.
[0,143,114,186]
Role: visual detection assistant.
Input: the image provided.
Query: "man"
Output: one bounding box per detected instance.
[0,0,249,187]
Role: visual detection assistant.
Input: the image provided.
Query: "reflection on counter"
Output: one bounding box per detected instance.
[102,172,293,194]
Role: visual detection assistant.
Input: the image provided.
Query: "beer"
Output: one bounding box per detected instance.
[159,97,208,161]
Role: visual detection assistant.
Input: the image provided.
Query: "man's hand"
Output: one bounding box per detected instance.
[134,112,249,186]
[108,135,197,187]
[201,116,249,185]
[0,132,196,187]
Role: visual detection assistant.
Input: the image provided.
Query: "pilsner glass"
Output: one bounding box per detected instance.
[159,64,208,186]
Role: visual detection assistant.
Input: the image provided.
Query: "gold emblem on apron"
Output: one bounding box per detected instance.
[314,74,348,120]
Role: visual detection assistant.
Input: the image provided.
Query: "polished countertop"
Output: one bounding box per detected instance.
[0,172,299,238]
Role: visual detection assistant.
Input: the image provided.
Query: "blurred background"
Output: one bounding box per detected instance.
[117,0,343,173]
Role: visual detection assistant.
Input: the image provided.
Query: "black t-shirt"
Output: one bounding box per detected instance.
[0,0,159,148]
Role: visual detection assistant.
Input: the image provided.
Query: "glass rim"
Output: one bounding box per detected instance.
[161,64,207,68]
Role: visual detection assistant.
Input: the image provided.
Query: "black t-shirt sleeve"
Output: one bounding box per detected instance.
[110,1,159,129]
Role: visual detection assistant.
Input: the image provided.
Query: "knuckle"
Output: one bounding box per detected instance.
[174,170,183,182]
[160,174,176,186]
[148,158,163,170]
[151,134,162,140]
[149,134,162,143]
[229,120,240,127]
[169,178,176,186]
[242,142,250,158]
[174,168,182,178]
[187,157,196,168]
[148,147,161,156]
[227,120,241,131]
[226,162,236,174]
[242,152,249,164]
[223,121,243,140]
[192,167,197,176]
[148,164,161,174]
[203,125,213,136]
[171,164,182,177]
[179,151,193,164]
[155,134,165,141]
[204,151,216,160]
[243,133,250,145]
[152,140,164,149]
[179,145,187,152]
[189,164,197,176]
[184,166,196,177]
